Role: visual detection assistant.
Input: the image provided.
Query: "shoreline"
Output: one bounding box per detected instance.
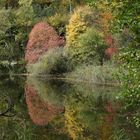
[0,73,119,87]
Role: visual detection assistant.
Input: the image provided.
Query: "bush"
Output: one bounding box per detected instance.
[25,22,65,64]
[66,64,118,84]
[65,28,108,66]
[27,47,69,75]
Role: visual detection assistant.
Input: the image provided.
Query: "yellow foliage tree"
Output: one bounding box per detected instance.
[66,6,93,47]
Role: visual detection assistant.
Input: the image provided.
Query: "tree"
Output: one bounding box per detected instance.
[114,0,140,128]
[25,22,65,64]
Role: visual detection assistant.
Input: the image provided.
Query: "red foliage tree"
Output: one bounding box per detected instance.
[25,22,65,64]
[105,35,118,58]
[99,10,118,59]
[25,84,64,126]
[105,46,118,58]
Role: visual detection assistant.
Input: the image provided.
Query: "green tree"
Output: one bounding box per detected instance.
[114,0,140,128]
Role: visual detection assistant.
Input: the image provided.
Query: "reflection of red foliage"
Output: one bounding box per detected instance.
[100,102,121,139]
[25,84,64,126]
[104,102,120,122]
[25,22,65,64]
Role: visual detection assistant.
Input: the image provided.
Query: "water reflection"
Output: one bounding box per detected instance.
[25,84,64,126]
[0,76,140,140]
[0,94,16,117]
[64,88,120,140]
[25,77,114,139]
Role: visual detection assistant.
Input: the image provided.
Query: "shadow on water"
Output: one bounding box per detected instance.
[0,75,140,140]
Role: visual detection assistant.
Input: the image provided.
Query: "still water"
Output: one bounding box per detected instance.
[0,75,139,140]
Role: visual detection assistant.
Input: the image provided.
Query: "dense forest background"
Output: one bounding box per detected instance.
[0,0,87,73]
[0,0,139,73]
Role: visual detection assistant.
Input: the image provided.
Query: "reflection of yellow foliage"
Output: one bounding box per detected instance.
[64,103,85,140]
[100,120,112,140]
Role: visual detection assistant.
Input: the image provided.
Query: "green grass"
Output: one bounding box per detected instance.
[66,64,119,85]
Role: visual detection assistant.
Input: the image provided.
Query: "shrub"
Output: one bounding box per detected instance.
[65,28,108,66]
[66,64,118,84]
[27,47,69,75]
[25,22,65,64]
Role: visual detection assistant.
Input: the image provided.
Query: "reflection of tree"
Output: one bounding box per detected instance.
[26,77,70,106]
[24,77,139,139]
[0,76,137,140]
[64,94,101,140]
[64,94,86,140]
[0,76,70,140]
[100,102,120,140]
[64,84,120,140]
[0,94,15,117]
[25,84,64,126]
[0,75,25,117]
[0,76,37,140]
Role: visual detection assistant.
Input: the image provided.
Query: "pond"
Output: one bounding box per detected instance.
[0,75,139,140]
